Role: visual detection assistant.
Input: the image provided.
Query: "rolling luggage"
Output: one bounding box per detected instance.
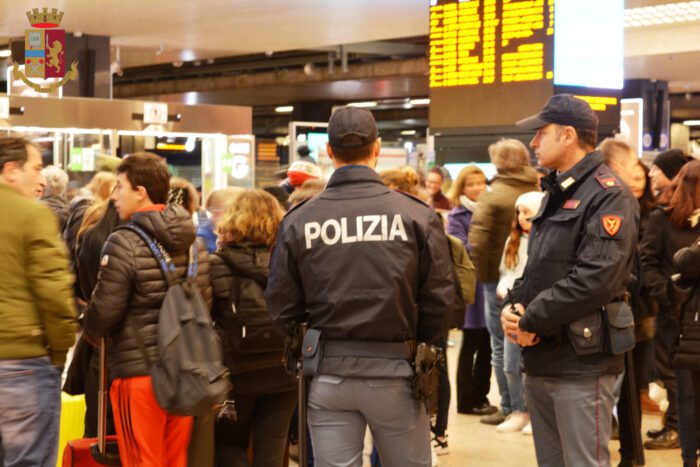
[62,338,121,466]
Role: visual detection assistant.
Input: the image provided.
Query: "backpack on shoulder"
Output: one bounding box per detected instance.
[446,234,477,328]
[214,251,284,355]
[120,224,230,417]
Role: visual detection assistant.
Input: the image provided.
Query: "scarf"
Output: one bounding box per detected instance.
[460,195,479,213]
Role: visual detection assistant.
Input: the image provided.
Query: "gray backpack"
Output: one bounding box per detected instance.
[121,224,230,416]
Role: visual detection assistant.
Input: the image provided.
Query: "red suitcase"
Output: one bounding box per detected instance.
[62,338,121,466]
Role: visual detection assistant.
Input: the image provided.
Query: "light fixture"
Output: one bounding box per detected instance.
[347,101,377,108]
[409,98,431,106]
[275,106,294,113]
[401,130,417,136]
[0,49,11,58]
[683,120,700,126]
[624,1,700,28]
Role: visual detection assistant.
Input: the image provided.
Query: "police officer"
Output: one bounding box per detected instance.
[501,95,639,467]
[265,106,454,467]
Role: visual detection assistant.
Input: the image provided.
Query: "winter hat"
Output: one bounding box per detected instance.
[287,160,322,187]
[653,149,691,181]
[515,191,545,216]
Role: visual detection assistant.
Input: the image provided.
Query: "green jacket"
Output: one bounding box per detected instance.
[0,184,78,366]
[469,167,539,283]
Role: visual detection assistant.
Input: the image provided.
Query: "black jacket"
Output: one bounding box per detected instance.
[513,152,639,377]
[85,205,211,380]
[672,235,700,369]
[210,243,294,395]
[640,207,700,318]
[264,165,455,378]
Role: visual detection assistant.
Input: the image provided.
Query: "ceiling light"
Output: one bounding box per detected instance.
[275,106,294,113]
[0,49,11,58]
[401,130,417,135]
[625,1,700,28]
[683,120,700,126]
[409,98,431,105]
[347,101,377,108]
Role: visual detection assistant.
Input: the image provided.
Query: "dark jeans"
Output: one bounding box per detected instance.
[456,328,492,411]
[0,357,62,467]
[678,369,698,463]
[433,337,451,437]
[654,317,679,430]
[215,389,297,467]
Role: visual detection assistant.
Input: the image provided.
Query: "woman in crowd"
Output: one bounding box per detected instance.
[496,191,544,434]
[672,218,700,467]
[641,160,700,467]
[210,189,296,466]
[446,166,495,420]
[197,187,245,253]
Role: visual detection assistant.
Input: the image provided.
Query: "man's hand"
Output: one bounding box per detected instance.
[515,328,540,347]
[501,303,525,343]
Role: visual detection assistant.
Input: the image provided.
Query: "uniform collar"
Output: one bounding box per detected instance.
[542,151,604,194]
[325,165,385,188]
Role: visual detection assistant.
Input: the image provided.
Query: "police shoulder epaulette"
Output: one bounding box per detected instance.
[394,189,429,207]
[595,171,621,190]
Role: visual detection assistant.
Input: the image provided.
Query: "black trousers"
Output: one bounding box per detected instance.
[215,389,297,467]
[456,328,492,412]
[655,317,680,430]
[618,340,653,462]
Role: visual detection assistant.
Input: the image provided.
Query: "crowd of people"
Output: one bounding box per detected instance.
[0,94,699,467]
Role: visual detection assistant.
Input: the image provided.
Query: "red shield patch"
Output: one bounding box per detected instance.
[602,215,622,237]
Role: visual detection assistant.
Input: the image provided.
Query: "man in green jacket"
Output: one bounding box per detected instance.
[468,138,539,426]
[0,137,78,467]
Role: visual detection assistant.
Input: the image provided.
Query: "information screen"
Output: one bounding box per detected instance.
[429,0,624,130]
[429,0,554,88]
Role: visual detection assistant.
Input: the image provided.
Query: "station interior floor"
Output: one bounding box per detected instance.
[294,329,681,466]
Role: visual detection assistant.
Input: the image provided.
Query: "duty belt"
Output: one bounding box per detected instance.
[323,340,416,359]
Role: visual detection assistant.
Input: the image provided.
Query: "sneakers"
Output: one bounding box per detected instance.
[522,422,532,436]
[496,411,530,433]
[480,409,506,425]
[432,435,449,455]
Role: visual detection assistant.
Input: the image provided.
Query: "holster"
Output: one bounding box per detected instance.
[301,329,323,377]
[411,343,442,415]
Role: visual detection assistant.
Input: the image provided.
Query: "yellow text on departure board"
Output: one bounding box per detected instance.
[430,0,554,88]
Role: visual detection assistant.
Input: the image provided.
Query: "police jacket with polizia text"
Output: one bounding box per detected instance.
[511,151,639,377]
[264,165,455,378]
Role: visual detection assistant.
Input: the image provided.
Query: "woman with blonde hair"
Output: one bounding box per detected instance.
[446,166,497,421]
[209,189,296,466]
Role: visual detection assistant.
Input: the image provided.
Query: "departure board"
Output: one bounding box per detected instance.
[429,0,624,131]
[429,0,554,88]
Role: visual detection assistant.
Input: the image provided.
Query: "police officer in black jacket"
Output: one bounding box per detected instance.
[265,106,454,467]
[501,95,639,467]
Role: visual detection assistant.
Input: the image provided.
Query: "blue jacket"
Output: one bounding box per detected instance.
[447,206,486,329]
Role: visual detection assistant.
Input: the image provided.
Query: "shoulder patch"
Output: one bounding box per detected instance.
[601,214,622,237]
[596,175,621,190]
[394,189,429,207]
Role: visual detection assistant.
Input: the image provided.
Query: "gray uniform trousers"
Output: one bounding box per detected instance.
[524,374,616,467]
[307,375,431,467]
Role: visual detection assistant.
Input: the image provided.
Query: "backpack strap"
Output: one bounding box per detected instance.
[118,224,179,286]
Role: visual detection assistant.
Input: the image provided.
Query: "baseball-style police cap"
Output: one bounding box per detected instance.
[328,106,379,150]
[516,94,598,132]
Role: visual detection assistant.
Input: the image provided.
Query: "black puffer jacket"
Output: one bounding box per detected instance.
[672,235,700,369]
[640,207,700,318]
[210,243,293,395]
[85,205,211,379]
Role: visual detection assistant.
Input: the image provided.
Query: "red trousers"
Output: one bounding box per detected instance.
[110,376,193,467]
